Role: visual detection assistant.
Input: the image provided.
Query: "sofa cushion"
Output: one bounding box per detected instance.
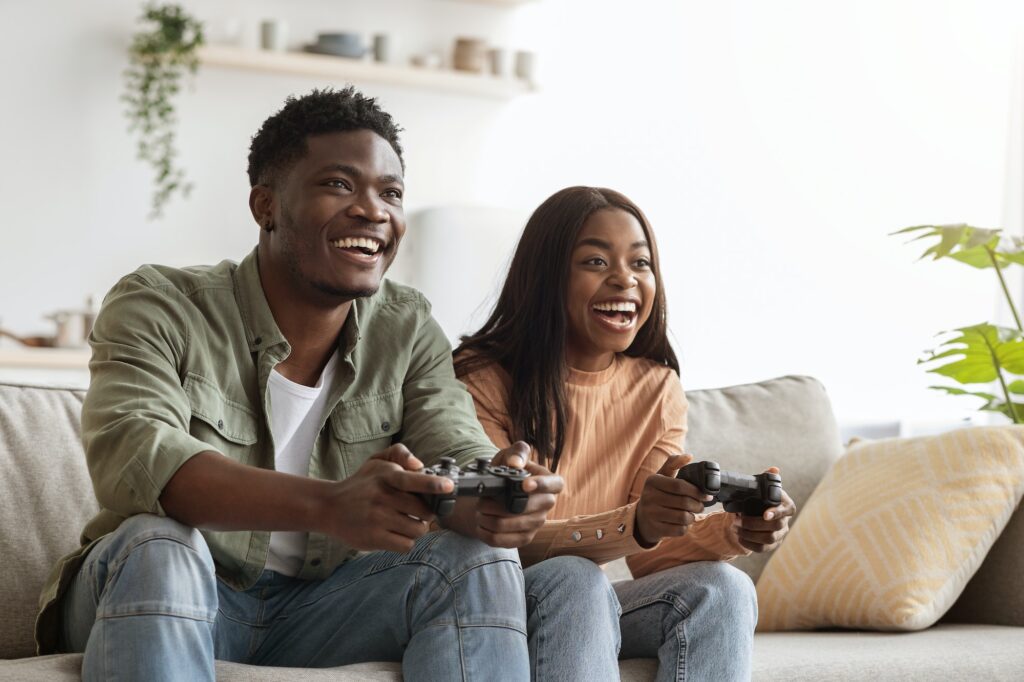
[751,624,1024,680]
[755,427,1024,631]
[0,382,95,659]
[683,375,844,582]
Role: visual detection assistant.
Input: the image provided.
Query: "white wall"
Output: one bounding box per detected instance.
[2,0,1023,426]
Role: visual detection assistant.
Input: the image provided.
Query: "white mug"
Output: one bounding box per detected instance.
[260,19,288,52]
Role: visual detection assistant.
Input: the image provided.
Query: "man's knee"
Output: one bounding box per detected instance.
[92,514,217,617]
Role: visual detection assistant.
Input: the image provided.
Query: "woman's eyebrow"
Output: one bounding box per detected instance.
[574,238,650,250]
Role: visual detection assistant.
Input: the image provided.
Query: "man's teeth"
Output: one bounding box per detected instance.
[592,301,637,313]
[330,237,381,253]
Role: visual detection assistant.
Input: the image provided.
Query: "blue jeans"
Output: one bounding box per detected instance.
[59,514,620,681]
[614,562,758,682]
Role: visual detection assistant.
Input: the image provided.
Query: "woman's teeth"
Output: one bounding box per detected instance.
[592,302,637,327]
[592,301,637,313]
[330,237,381,254]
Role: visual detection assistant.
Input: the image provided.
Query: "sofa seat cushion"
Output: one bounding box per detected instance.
[751,624,1024,681]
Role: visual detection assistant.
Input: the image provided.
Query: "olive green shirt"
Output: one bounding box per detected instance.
[35,248,496,653]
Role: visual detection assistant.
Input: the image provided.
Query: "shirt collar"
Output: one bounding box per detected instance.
[234,246,363,358]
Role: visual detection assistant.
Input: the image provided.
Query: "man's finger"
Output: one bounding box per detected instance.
[656,453,693,477]
[763,494,796,521]
[385,469,454,495]
[372,444,424,471]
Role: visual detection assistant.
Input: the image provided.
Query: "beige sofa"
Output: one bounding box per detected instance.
[1,375,1022,680]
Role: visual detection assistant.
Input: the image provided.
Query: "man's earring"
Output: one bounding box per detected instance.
[263,221,274,232]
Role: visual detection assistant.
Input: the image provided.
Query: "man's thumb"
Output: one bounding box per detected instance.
[657,453,693,476]
[373,443,424,471]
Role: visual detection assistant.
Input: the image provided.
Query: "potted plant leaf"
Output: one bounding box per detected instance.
[122,2,204,218]
[895,224,1024,422]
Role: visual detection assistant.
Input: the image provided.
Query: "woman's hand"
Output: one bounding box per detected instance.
[635,453,712,546]
[728,466,796,553]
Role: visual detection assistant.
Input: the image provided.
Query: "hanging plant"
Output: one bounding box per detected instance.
[122,2,204,218]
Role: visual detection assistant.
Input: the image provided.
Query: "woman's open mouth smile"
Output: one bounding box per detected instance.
[590,300,638,332]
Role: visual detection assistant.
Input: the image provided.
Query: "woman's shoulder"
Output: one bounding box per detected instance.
[455,353,512,393]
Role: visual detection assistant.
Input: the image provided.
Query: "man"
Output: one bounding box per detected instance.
[36,88,621,681]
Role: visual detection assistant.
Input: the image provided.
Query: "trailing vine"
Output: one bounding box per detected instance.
[122,3,204,218]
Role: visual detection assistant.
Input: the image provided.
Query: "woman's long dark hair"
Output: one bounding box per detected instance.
[454,186,678,472]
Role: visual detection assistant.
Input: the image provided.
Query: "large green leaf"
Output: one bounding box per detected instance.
[892,224,1024,269]
[919,323,1024,383]
[929,386,1024,420]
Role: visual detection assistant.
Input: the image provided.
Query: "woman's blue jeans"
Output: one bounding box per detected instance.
[60,514,621,681]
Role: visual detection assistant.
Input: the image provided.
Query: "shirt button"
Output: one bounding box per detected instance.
[571,531,582,542]
[254,336,262,346]
[311,558,322,567]
[596,529,604,540]
[217,419,224,430]
[381,421,390,432]
[617,523,626,534]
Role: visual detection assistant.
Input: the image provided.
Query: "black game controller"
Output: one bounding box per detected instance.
[420,456,531,517]
[676,460,783,517]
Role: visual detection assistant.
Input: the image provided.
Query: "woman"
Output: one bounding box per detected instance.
[454,186,795,681]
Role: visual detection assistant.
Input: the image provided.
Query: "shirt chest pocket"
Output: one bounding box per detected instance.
[184,372,259,460]
[328,389,404,465]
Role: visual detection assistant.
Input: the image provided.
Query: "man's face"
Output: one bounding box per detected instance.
[259,129,406,303]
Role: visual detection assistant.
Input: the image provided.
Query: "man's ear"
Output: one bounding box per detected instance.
[249,184,275,232]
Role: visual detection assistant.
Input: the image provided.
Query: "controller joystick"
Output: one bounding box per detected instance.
[420,456,530,517]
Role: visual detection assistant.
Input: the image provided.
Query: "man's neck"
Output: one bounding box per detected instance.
[259,263,353,388]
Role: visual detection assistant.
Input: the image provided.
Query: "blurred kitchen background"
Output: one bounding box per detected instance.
[2,0,1024,438]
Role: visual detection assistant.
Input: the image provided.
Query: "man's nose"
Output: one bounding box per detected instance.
[347,194,389,223]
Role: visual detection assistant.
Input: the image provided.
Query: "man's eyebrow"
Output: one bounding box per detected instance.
[378,174,404,186]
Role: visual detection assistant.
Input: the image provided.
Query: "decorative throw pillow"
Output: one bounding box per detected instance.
[755,426,1024,631]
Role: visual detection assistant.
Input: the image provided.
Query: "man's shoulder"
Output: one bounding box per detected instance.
[363,278,429,312]
[125,259,239,297]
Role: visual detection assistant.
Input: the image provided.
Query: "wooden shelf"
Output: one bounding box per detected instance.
[198,45,534,99]
[0,347,90,369]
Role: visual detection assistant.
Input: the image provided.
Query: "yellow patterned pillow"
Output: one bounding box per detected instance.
[756,426,1024,631]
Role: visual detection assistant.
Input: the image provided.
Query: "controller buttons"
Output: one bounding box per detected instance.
[595,529,604,540]
[571,531,582,542]
[617,524,626,534]
[476,482,485,494]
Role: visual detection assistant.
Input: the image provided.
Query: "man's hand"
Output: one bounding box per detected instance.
[729,466,796,553]
[320,444,454,553]
[635,453,712,546]
[470,441,564,549]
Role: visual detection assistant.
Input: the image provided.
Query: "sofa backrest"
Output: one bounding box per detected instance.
[684,375,844,582]
[0,382,96,659]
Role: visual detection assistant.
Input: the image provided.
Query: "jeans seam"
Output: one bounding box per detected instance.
[94,610,216,624]
[527,594,543,682]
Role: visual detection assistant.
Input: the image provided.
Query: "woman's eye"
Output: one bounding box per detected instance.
[635,258,652,268]
[584,257,607,266]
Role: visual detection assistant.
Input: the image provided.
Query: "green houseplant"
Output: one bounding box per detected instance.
[122,2,204,218]
[895,224,1024,423]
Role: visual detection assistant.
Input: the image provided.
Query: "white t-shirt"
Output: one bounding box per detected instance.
[264,352,339,576]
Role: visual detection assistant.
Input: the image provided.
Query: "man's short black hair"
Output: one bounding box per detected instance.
[246,87,404,188]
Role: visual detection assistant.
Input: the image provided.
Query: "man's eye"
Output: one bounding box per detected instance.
[326,179,351,190]
[382,188,403,199]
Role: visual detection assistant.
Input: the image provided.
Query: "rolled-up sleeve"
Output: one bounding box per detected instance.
[82,275,211,517]
[400,310,497,467]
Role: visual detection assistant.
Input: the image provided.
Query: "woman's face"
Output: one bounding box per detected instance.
[565,208,657,371]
